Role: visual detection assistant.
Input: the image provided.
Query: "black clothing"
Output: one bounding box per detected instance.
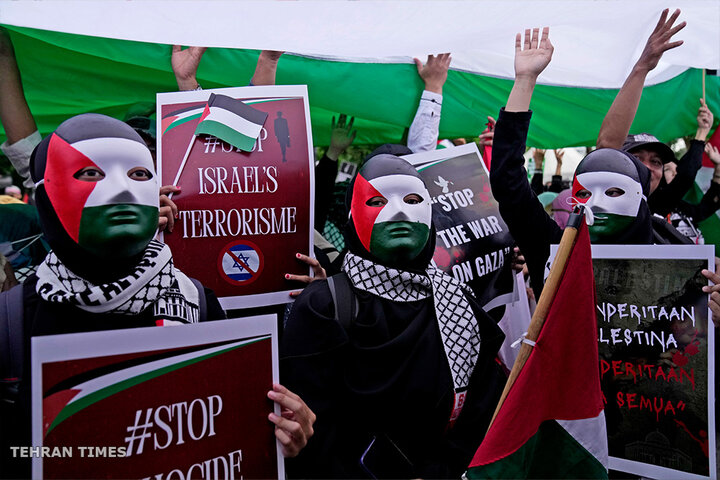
[1,276,225,479]
[677,181,720,225]
[315,153,339,231]
[281,280,505,479]
[489,109,690,300]
[489,110,564,300]
[648,140,705,216]
[282,153,506,478]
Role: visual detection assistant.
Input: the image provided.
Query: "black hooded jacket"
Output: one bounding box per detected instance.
[280,156,506,479]
[489,109,690,300]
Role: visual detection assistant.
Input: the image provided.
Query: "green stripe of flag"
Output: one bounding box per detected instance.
[47,337,268,435]
[163,111,202,134]
[195,118,257,152]
[2,26,718,148]
[466,420,607,479]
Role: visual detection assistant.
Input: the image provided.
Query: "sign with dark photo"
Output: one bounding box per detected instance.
[31,316,282,479]
[158,86,315,308]
[404,144,516,311]
[550,244,716,479]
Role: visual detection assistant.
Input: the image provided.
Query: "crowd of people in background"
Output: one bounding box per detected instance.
[0,7,719,479]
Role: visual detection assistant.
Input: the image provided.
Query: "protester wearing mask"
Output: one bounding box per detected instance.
[489,25,690,302]
[281,154,505,479]
[0,113,314,478]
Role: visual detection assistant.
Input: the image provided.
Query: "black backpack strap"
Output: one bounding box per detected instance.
[1,284,25,403]
[189,278,208,323]
[326,272,357,331]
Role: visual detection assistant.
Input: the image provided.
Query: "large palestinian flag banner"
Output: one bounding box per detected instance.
[0,1,716,149]
[31,316,283,479]
[158,86,314,308]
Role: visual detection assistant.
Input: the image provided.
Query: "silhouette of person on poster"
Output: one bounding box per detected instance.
[274,111,290,162]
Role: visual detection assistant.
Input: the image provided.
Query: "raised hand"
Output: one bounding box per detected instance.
[477,116,495,148]
[158,185,181,233]
[706,144,720,166]
[532,148,546,169]
[326,114,357,160]
[635,8,685,73]
[696,98,714,140]
[514,27,553,79]
[171,45,207,91]
[413,53,451,94]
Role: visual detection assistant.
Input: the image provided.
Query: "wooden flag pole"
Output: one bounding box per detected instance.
[485,210,584,432]
[702,68,706,103]
[168,134,197,199]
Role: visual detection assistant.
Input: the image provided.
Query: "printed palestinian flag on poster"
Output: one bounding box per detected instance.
[161,105,205,135]
[0,2,716,149]
[194,94,268,152]
[467,220,608,479]
[157,85,315,309]
[31,316,284,479]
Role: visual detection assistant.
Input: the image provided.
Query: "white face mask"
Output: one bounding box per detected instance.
[71,137,158,209]
[573,171,644,218]
[368,175,432,226]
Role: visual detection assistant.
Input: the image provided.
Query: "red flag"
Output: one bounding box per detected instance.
[467,220,607,478]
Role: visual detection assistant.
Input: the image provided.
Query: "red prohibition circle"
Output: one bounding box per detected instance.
[217,239,265,286]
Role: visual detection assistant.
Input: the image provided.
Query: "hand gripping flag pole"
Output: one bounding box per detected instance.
[487,205,586,431]
[467,204,608,479]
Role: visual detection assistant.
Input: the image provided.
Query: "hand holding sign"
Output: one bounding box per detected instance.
[287,253,327,298]
[701,258,720,327]
[158,184,181,233]
[267,383,316,457]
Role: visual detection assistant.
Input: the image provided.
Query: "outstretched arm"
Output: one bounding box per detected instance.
[490,27,559,300]
[530,148,545,195]
[0,28,36,143]
[315,114,356,230]
[407,53,451,152]
[651,100,715,215]
[171,45,207,91]
[694,98,714,141]
[596,9,685,148]
[0,28,40,189]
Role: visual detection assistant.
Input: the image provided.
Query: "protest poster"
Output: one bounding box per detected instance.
[31,315,283,479]
[549,244,716,479]
[157,86,314,309]
[404,143,515,311]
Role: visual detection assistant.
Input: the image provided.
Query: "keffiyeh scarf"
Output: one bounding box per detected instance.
[36,240,200,324]
[343,252,480,424]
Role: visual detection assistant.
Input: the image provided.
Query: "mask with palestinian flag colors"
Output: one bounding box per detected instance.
[349,154,432,264]
[31,113,159,261]
[572,148,649,243]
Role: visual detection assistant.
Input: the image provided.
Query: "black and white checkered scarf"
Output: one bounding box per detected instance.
[343,252,480,394]
[36,240,200,324]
